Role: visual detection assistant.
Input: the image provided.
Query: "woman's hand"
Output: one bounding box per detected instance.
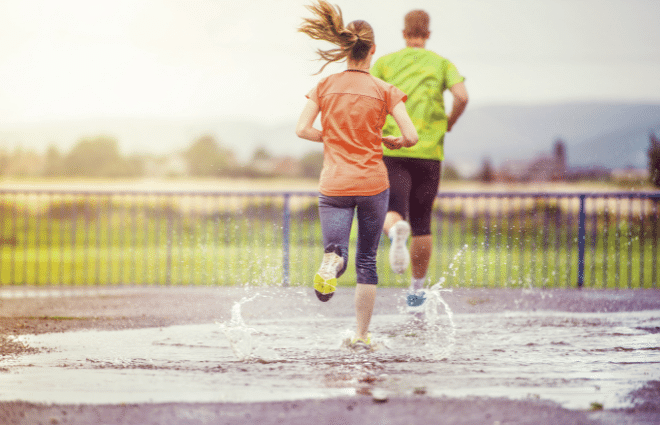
[390,101,418,147]
[383,135,416,149]
[382,136,403,150]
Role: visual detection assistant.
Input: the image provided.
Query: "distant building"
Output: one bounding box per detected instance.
[272,157,302,177]
[565,165,611,182]
[611,167,650,183]
[250,156,302,177]
[496,139,618,183]
[498,139,568,182]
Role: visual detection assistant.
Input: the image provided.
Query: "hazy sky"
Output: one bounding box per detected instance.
[1,0,659,125]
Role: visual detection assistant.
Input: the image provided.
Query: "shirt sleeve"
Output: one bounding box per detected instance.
[445,61,465,88]
[306,85,320,104]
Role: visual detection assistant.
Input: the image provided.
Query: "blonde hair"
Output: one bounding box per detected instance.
[299,0,374,74]
[404,10,430,38]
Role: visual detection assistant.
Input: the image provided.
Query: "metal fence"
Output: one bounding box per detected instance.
[0,189,658,288]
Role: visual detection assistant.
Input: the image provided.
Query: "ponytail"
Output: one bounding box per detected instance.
[299,0,374,74]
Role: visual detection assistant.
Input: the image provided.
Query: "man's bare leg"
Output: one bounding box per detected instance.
[411,234,432,280]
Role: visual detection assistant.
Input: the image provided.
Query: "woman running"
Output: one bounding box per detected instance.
[296,0,418,349]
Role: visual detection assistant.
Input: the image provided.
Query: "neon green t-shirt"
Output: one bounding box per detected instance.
[371,47,464,161]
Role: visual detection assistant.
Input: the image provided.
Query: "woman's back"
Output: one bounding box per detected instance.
[308,70,406,196]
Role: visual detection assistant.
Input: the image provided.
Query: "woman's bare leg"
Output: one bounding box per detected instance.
[354,283,376,340]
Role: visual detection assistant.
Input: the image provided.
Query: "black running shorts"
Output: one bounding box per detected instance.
[383,156,441,237]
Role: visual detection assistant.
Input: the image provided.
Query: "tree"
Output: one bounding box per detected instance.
[442,163,461,181]
[43,144,64,177]
[0,149,8,176]
[648,131,660,188]
[183,135,233,177]
[62,136,123,177]
[299,151,324,178]
[476,157,495,183]
[61,136,144,178]
[252,146,272,161]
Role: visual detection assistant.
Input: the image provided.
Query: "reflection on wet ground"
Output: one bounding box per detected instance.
[1,286,659,410]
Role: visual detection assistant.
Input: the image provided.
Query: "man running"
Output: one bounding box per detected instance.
[371,9,468,310]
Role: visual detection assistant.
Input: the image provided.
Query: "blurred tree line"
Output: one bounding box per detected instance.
[0,133,464,181]
[5,129,660,187]
[649,131,660,188]
[0,134,326,180]
[42,136,143,178]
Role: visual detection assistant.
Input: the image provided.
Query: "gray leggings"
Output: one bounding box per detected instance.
[318,189,389,285]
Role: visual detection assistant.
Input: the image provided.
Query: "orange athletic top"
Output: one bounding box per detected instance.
[306,69,407,196]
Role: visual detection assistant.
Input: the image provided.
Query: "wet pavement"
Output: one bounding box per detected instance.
[1,285,659,418]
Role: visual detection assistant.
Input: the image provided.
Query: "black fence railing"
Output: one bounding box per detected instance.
[0,189,658,288]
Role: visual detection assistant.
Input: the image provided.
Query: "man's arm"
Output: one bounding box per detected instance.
[447,81,468,132]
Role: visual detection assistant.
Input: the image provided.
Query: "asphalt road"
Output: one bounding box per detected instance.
[1,286,659,425]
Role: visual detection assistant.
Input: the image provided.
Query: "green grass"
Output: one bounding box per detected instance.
[0,195,657,288]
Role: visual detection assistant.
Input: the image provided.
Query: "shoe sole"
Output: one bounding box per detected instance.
[390,222,411,274]
[314,247,342,302]
[350,342,372,351]
[314,289,334,302]
[313,274,336,302]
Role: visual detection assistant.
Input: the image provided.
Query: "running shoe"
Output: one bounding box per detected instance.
[389,221,411,274]
[348,334,372,351]
[313,244,344,302]
[406,290,426,313]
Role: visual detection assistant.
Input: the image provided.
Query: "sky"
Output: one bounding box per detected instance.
[1,0,659,127]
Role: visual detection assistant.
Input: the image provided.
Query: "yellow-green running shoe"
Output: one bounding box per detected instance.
[348,334,372,351]
[313,244,344,302]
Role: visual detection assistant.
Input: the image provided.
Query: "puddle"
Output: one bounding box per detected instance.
[1,286,659,410]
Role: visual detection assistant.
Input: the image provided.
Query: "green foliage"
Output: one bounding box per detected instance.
[183,135,234,177]
[46,199,108,221]
[299,151,324,179]
[0,150,8,176]
[43,145,64,177]
[442,163,461,181]
[476,157,495,183]
[60,136,142,178]
[252,146,272,161]
[63,136,120,177]
[648,132,660,188]
[589,402,604,411]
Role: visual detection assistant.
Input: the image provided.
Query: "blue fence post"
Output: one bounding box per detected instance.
[282,193,291,287]
[577,194,587,288]
[165,207,173,286]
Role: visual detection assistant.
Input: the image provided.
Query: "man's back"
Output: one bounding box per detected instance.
[371,47,464,161]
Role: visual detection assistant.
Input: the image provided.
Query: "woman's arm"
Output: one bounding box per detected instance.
[385,100,418,149]
[295,99,323,142]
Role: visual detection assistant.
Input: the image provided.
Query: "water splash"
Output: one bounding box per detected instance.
[217,245,469,363]
[420,245,468,359]
[218,292,283,362]
[218,294,259,361]
[443,244,469,280]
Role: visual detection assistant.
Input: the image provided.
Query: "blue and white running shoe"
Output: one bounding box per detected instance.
[406,291,426,313]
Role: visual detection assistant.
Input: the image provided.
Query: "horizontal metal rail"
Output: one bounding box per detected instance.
[0,189,657,289]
